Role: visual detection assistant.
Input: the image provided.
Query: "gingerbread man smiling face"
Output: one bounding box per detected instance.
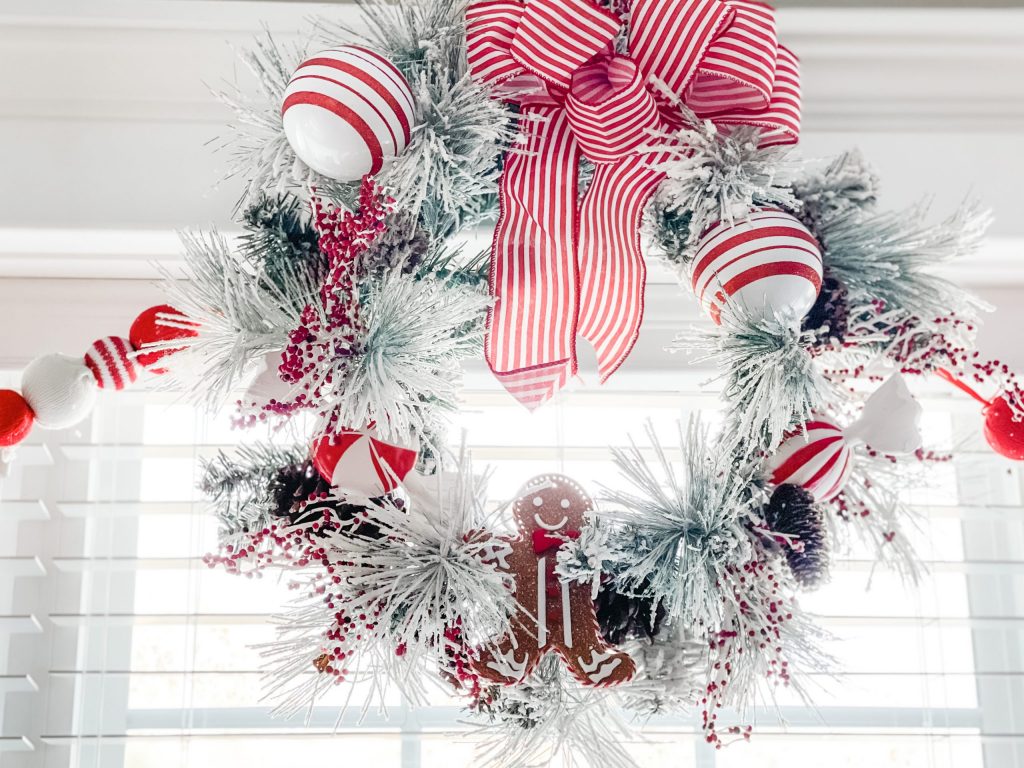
[474,474,635,687]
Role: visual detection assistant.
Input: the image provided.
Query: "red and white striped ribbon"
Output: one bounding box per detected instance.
[471,0,802,410]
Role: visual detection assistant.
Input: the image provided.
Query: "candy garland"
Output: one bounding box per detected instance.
[0,306,196,470]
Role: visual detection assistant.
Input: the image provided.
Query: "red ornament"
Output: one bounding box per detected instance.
[84,336,139,390]
[0,390,35,447]
[129,305,198,374]
[983,397,1024,461]
[311,427,417,496]
[937,369,1024,461]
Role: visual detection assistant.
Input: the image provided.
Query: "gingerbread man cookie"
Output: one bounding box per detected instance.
[474,474,636,687]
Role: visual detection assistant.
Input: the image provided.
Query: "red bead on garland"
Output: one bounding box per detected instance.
[0,390,35,447]
[129,305,198,375]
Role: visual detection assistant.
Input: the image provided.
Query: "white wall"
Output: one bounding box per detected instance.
[0,2,1023,373]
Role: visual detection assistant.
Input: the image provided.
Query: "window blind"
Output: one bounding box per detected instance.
[1,372,1022,768]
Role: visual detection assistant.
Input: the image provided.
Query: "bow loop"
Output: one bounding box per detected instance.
[565,55,667,164]
[629,0,736,100]
[466,0,527,86]
[510,0,621,91]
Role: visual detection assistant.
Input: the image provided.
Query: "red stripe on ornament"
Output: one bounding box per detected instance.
[281,91,385,174]
[289,73,400,158]
[819,448,852,501]
[720,260,823,298]
[97,339,124,390]
[771,434,842,486]
[691,223,821,290]
[294,56,412,144]
[800,441,844,492]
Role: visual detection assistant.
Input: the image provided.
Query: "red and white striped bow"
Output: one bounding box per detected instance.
[467,0,802,410]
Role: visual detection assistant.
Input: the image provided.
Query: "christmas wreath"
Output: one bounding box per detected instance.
[2,0,1022,764]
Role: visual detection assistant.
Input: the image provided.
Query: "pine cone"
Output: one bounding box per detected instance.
[267,459,332,520]
[358,211,428,278]
[595,581,666,645]
[765,484,830,588]
[803,275,850,347]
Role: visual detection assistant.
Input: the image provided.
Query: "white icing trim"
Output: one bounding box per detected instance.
[578,647,623,683]
[534,513,567,531]
[487,647,528,680]
[536,556,547,646]
[561,580,572,648]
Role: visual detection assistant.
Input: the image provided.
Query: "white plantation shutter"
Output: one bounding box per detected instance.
[1,369,1023,768]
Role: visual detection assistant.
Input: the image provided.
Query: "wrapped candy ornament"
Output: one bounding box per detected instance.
[311,426,418,497]
[281,46,416,181]
[691,208,824,326]
[767,374,924,502]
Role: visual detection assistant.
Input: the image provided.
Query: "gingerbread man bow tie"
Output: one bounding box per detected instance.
[532,528,580,555]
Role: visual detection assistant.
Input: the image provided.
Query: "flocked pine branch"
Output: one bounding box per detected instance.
[598,421,758,630]
[318,0,512,237]
[214,30,312,207]
[645,108,799,266]
[322,271,490,445]
[816,198,992,324]
[216,0,510,234]
[672,311,836,457]
[239,192,326,295]
[158,230,320,406]
[200,441,307,539]
[261,457,514,716]
[472,656,637,768]
[793,149,880,226]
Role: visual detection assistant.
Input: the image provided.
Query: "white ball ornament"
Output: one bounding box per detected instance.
[21,353,98,430]
[691,208,824,325]
[281,46,416,181]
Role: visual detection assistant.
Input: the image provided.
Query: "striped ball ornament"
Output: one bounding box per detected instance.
[691,208,823,325]
[767,420,853,503]
[281,46,416,181]
[84,336,139,391]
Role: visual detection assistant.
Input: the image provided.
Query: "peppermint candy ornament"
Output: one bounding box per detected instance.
[84,336,139,391]
[281,46,416,181]
[311,427,418,497]
[692,208,823,325]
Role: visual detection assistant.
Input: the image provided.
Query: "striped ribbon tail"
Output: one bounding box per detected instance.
[576,160,666,381]
[485,107,582,410]
[566,56,670,381]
